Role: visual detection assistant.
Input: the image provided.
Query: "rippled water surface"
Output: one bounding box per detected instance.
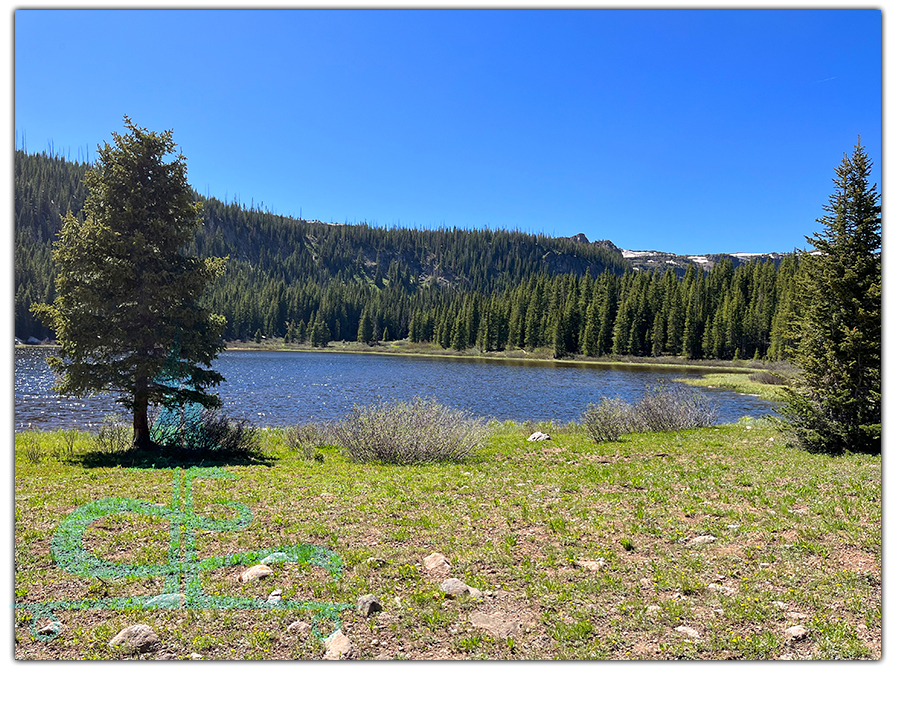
[15,347,776,430]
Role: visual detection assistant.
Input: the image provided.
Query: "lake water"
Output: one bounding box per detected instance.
[14,347,777,431]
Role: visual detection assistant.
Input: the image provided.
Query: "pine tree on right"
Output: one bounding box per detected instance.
[778,138,881,454]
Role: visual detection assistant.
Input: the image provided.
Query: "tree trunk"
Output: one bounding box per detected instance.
[132,377,156,450]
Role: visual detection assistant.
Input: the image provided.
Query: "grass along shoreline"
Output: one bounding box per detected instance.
[14,419,880,660]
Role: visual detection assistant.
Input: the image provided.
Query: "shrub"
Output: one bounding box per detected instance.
[629,383,719,433]
[749,371,785,386]
[285,422,336,460]
[582,397,632,442]
[332,397,489,464]
[582,383,719,443]
[94,415,132,454]
[150,404,261,456]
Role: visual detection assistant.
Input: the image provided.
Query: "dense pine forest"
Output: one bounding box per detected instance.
[15,149,801,360]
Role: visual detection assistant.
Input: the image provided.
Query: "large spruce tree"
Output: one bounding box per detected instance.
[779,138,881,454]
[34,118,226,449]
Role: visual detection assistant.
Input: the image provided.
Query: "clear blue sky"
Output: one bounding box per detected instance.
[13,7,882,255]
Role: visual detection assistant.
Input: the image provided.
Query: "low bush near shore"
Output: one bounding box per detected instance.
[332,397,489,463]
[583,383,719,443]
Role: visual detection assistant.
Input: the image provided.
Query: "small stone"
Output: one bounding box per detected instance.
[440,578,483,600]
[674,625,700,639]
[639,578,654,589]
[686,535,717,547]
[528,431,551,441]
[109,624,161,653]
[366,557,387,568]
[36,620,61,636]
[323,630,354,660]
[190,653,203,660]
[267,589,283,606]
[469,611,523,639]
[423,552,451,574]
[707,583,737,596]
[786,625,809,641]
[287,621,311,635]
[646,605,662,615]
[575,559,604,572]
[144,593,184,609]
[786,611,808,621]
[240,564,273,583]
[773,601,789,610]
[357,594,383,617]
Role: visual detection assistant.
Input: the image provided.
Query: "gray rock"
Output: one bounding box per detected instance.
[240,564,273,582]
[323,630,354,660]
[528,431,551,442]
[786,625,809,641]
[440,578,484,600]
[575,559,604,572]
[469,611,523,639]
[357,594,383,617]
[674,625,700,639]
[686,535,717,547]
[144,593,184,609]
[423,552,451,574]
[287,620,311,635]
[109,624,161,653]
[267,589,283,606]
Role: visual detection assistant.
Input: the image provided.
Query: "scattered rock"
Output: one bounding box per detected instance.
[639,578,654,590]
[423,552,452,575]
[440,578,484,600]
[528,431,551,442]
[686,535,717,547]
[144,593,184,609]
[36,620,61,636]
[240,564,273,583]
[323,630,354,660]
[190,653,203,660]
[707,583,737,596]
[786,625,809,641]
[469,611,523,640]
[575,559,605,572]
[366,557,387,569]
[267,589,282,606]
[773,601,789,610]
[109,624,161,653]
[786,611,808,621]
[674,625,700,639]
[287,620,311,635]
[357,594,383,617]
[646,605,662,615]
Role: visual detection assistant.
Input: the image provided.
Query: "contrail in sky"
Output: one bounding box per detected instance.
[813,76,837,84]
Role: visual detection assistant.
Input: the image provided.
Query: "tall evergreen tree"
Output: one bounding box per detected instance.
[33,118,225,449]
[779,139,881,454]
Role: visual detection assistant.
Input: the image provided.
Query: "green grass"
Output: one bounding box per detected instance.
[14,418,880,660]
[676,372,789,401]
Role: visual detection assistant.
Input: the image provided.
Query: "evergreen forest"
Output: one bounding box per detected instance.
[15,149,803,361]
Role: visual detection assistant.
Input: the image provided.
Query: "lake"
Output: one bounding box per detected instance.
[14,347,777,431]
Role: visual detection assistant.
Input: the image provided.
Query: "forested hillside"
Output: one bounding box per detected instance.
[14,149,801,360]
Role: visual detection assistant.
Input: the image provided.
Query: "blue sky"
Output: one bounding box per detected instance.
[13,7,882,255]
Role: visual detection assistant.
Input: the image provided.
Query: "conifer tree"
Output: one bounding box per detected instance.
[779,139,881,454]
[33,118,225,449]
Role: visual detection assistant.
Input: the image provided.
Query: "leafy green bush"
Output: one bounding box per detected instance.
[332,397,489,464]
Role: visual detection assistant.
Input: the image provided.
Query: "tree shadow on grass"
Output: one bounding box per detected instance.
[75,446,274,469]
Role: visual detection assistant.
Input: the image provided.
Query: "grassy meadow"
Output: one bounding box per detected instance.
[13,418,881,660]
